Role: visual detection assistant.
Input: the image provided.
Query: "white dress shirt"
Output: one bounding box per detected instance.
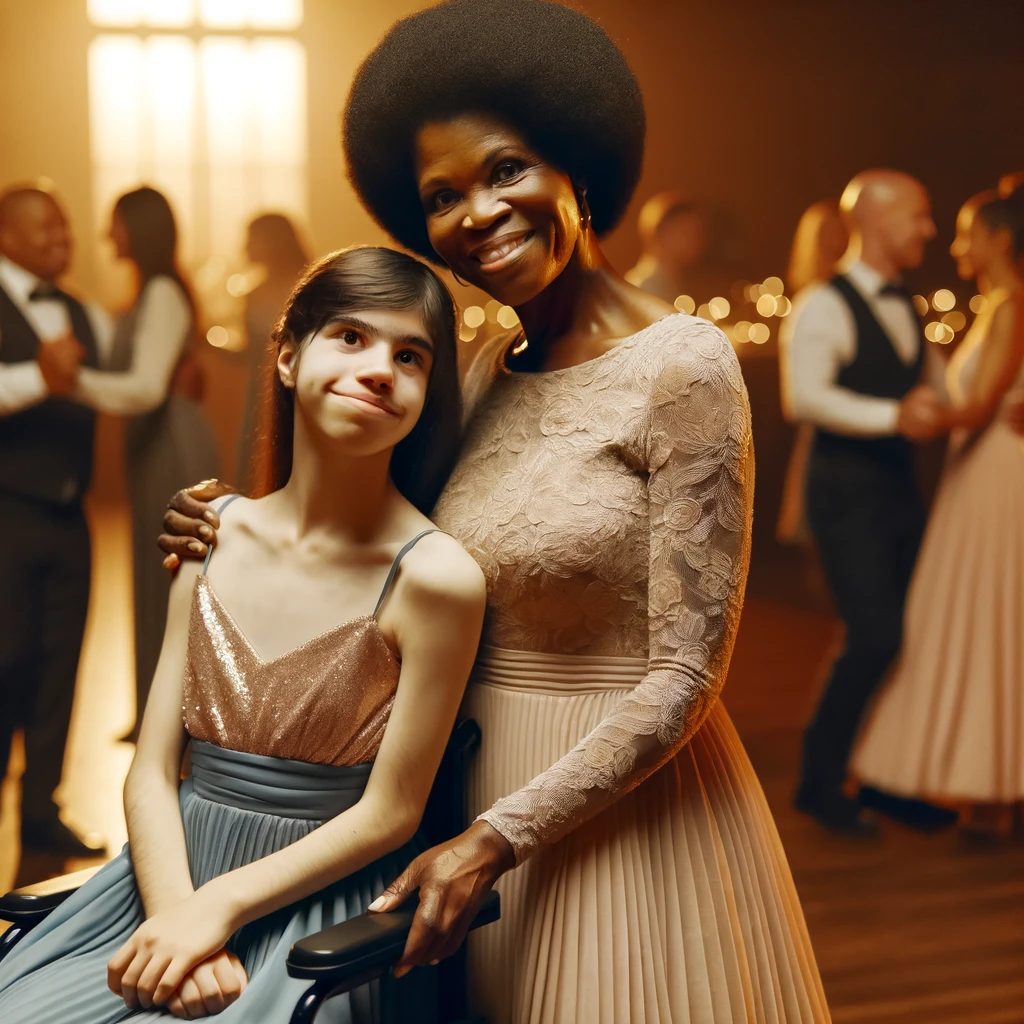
[0,256,113,416]
[779,260,946,437]
[74,275,192,416]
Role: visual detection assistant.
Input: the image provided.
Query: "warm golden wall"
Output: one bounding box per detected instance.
[2,0,1022,510]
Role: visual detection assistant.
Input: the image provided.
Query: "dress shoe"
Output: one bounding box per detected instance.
[794,786,879,838]
[21,818,108,858]
[857,786,959,832]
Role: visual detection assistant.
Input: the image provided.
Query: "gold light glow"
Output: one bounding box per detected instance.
[969,294,986,314]
[89,24,307,293]
[763,276,785,297]
[749,323,770,344]
[733,320,752,343]
[931,289,956,312]
[497,305,520,329]
[696,303,713,321]
[708,296,730,320]
[89,0,196,26]
[459,326,477,343]
[912,294,929,317]
[226,273,248,296]
[463,306,485,328]
[756,293,778,317]
[775,296,792,317]
[674,294,696,315]
[484,299,502,323]
[924,321,953,344]
[941,311,966,332]
[206,324,229,347]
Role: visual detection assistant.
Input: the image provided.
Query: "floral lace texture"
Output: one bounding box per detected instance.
[432,314,754,862]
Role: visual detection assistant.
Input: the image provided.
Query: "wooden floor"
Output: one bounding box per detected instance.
[2,505,1022,1022]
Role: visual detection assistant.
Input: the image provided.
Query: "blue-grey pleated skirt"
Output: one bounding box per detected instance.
[0,741,434,1023]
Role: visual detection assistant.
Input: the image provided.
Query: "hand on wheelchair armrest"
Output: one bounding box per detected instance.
[286,889,500,983]
[0,866,101,924]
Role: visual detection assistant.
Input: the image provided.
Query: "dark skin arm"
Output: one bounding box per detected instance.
[367,819,514,977]
[158,479,236,572]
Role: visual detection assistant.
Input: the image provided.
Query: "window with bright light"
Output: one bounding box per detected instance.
[86,0,306,319]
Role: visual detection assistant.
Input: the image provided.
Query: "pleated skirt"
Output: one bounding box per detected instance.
[0,742,432,1023]
[853,421,1024,802]
[463,647,830,1024]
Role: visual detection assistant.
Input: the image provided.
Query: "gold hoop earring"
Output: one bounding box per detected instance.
[576,185,592,234]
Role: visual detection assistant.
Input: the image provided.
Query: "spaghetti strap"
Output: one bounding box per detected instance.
[202,494,243,575]
[372,530,439,618]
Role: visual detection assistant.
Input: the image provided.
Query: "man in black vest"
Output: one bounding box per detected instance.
[0,185,107,857]
[780,170,955,835]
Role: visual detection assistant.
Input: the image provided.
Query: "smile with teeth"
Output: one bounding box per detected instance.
[474,231,533,268]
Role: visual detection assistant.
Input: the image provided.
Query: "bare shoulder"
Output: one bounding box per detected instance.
[168,556,204,607]
[393,531,486,612]
[991,290,1024,333]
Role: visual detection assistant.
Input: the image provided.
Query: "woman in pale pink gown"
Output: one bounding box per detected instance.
[854,191,1024,834]
[161,2,829,1020]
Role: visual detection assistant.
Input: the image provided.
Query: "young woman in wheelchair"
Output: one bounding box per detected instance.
[0,245,486,1022]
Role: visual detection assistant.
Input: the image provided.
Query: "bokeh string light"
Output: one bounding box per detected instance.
[455,272,983,356]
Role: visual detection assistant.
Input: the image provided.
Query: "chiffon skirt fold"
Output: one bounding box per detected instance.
[463,646,830,1024]
[0,742,432,1023]
[853,422,1024,801]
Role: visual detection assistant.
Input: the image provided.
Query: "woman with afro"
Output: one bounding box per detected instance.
[162,2,830,1020]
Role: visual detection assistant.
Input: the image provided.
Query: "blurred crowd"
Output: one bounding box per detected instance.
[1,165,1022,872]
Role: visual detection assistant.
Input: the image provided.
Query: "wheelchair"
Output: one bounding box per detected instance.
[0,719,499,1024]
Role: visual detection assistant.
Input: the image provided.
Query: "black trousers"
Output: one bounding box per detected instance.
[799,451,926,797]
[0,491,91,826]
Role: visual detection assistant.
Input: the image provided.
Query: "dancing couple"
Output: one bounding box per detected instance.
[0,2,830,1021]
[783,171,1024,836]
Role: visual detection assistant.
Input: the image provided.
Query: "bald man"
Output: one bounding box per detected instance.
[0,185,109,858]
[779,170,954,835]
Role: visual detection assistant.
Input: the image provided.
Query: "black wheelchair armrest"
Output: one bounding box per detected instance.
[0,866,100,925]
[286,889,500,985]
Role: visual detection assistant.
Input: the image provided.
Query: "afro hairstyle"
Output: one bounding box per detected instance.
[343,0,646,263]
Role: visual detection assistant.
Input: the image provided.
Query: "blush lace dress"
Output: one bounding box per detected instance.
[0,512,437,1023]
[432,314,829,1023]
[853,288,1024,802]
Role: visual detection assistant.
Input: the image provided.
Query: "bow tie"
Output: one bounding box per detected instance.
[878,281,910,300]
[28,282,64,302]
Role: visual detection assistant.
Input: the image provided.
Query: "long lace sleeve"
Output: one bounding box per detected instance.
[477,323,754,863]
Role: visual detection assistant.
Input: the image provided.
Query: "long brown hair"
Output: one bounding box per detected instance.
[252,246,461,514]
[114,186,198,322]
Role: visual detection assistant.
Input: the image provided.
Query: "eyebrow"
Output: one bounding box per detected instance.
[327,315,435,354]
[419,145,513,195]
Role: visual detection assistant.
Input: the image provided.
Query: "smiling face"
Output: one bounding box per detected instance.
[0,191,72,281]
[880,180,936,272]
[279,307,435,457]
[951,203,1011,282]
[415,113,583,306]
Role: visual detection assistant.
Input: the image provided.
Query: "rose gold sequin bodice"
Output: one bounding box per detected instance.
[181,521,438,767]
[182,578,398,767]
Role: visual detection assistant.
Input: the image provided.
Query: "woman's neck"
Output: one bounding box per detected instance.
[979,257,1021,297]
[274,414,394,541]
[511,231,670,369]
